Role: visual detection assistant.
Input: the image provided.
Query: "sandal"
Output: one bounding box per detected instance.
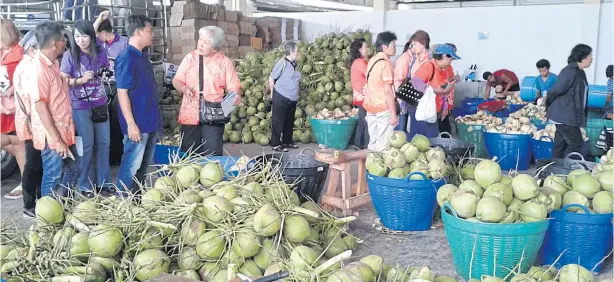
[272,145,288,152]
[4,185,23,200]
[285,143,299,149]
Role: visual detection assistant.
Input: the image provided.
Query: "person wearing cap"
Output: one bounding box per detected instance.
[407,44,460,139]
[482,69,520,100]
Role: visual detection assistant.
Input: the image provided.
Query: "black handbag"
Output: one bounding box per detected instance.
[367,58,400,115]
[198,55,230,124]
[395,60,435,106]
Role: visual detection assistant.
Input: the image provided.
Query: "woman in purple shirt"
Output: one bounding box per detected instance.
[60,20,112,197]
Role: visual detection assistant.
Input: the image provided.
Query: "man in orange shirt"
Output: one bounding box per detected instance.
[363,31,398,151]
[27,22,78,197]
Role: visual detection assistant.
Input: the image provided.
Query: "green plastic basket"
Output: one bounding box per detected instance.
[586,118,612,156]
[310,117,358,150]
[442,203,550,280]
[455,122,488,157]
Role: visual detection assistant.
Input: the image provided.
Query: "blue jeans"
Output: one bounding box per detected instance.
[41,143,79,197]
[116,133,157,193]
[73,108,111,192]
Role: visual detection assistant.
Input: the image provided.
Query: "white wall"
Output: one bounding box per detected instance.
[269,2,612,85]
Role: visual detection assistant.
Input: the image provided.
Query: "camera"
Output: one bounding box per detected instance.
[96,67,114,78]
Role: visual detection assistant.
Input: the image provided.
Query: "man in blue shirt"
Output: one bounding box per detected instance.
[114,15,161,193]
[534,59,558,103]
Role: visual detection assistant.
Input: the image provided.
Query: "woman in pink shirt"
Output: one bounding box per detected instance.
[393,30,431,135]
[349,38,369,149]
[173,26,242,156]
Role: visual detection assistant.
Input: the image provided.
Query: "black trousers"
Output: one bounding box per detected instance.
[180,123,225,156]
[552,124,584,159]
[23,140,43,210]
[271,90,297,147]
[353,106,369,149]
[438,114,452,135]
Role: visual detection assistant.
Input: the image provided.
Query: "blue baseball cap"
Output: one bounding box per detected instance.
[435,44,461,60]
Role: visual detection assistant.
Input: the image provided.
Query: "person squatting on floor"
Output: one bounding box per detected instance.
[363,31,399,151]
[1,19,27,200]
[173,26,242,156]
[269,41,302,152]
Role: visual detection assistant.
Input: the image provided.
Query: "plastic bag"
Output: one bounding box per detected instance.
[415,86,437,123]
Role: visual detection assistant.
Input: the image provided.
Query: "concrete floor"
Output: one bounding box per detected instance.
[0,143,612,280]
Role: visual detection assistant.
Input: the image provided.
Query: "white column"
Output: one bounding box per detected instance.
[581,0,602,84]
[373,0,390,11]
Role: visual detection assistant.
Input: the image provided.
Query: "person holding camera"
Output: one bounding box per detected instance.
[60,20,112,197]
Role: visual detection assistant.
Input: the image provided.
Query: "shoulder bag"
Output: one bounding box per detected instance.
[395,59,435,106]
[366,58,400,115]
[199,55,230,124]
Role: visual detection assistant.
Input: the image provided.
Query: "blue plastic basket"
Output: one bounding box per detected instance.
[367,172,446,231]
[153,144,180,165]
[484,131,533,170]
[509,103,525,113]
[531,136,554,160]
[462,98,494,115]
[443,203,549,280]
[538,204,613,273]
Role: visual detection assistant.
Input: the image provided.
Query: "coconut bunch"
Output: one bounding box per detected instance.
[474,264,603,282]
[365,132,448,180]
[455,111,503,128]
[3,152,368,282]
[515,103,547,121]
[484,115,538,135]
[218,30,374,147]
[438,157,613,223]
[312,108,359,120]
[532,125,588,142]
[505,92,524,105]
[328,258,459,282]
[438,159,552,223]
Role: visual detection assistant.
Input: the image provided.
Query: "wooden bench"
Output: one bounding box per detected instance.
[316,149,373,216]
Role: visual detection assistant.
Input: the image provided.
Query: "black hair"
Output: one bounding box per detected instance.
[567,44,592,64]
[347,38,366,67]
[34,21,65,49]
[606,65,613,78]
[69,20,100,71]
[402,41,411,53]
[445,42,456,52]
[97,19,113,33]
[126,15,151,37]
[483,71,493,81]
[375,31,397,53]
[536,59,550,69]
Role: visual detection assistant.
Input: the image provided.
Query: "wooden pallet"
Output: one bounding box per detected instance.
[316,149,373,216]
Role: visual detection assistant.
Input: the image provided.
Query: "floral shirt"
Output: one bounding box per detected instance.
[173,50,241,125]
[25,51,75,150]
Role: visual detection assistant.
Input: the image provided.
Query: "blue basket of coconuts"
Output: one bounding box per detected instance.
[483,131,533,170]
[367,171,446,231]
[442,202,550,280]
[538,204,613,273]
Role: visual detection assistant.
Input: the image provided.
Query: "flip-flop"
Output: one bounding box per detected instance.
[4,185,23,200]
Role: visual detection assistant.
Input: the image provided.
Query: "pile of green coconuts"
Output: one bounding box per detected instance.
[365,132,448,180]
[159,30,374,147]
[436,147,613,224]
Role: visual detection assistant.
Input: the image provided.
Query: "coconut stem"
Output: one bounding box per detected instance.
[333,216,356,224]
[313,250,352,275]
[291,206,320,218]
[66,214,90,232]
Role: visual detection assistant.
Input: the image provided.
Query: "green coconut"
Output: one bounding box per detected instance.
[202,196,233,223]
[176,166,200,188]
[195,231,225,259]
[88,224,124,258]
[200,162,224,188]
[181,218,207,247]
[232,231,262,258]
[178,247,200,270]
[283,215,311,243]
[133,249,171,281]
[253,204,282,236]
[35,196,65,226]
